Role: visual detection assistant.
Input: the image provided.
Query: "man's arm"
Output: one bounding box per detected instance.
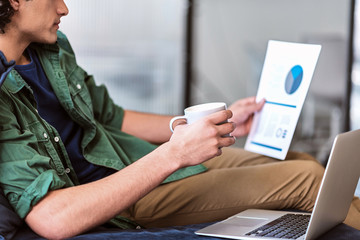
[122,97,265,144]
[25,144,180,240]
[25,110,236,240]
[121,110,174,144]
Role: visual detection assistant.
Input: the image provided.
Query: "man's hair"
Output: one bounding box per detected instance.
[0,0,14,34]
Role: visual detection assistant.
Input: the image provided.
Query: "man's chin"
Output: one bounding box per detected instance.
[36,32,58,44]
[36,37,58,45]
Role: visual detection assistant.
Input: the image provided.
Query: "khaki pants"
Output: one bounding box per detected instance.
[122,147,360,229]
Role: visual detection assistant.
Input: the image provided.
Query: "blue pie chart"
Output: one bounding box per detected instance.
[285,65,303,94]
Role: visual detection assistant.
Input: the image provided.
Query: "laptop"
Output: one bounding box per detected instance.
[196,129,360,240]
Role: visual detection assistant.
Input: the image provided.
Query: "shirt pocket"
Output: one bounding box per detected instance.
[68,66,94,122]
[26,121,65,174]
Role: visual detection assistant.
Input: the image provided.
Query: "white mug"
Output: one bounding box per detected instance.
[169,102,227,132]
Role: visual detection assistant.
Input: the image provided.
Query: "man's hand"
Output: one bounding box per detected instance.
[168,110,236,168]
[228,97,265,138]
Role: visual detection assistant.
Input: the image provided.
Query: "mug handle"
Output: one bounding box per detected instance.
[169,116,186,132]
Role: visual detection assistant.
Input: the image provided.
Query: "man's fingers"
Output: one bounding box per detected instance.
[217,121,236,137]
[218,134,236,148]
[240,98,265,117]
[206,110,233,125]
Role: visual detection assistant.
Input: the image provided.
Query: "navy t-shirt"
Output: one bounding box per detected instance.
[15,49,115,184]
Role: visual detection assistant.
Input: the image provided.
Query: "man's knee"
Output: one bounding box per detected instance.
[303,160,324,180]
[290,160,324,211]
[291,160,324,188]
[286,151,318,162]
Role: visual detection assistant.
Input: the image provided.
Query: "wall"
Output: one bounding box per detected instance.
[61,0,187,115]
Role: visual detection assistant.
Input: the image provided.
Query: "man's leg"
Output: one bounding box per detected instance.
[344,197,360,229]
[122,148,324,228]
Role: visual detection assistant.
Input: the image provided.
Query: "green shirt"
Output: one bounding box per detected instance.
[0,31,206,227]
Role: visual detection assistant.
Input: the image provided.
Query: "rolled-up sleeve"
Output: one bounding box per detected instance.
[1,162,67,218]
[0,94,72,218]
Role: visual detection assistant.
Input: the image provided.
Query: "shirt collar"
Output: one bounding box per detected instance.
[0,50,16,88]
[1,41,60,94]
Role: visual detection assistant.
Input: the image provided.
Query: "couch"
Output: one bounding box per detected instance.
[2,188,360,240]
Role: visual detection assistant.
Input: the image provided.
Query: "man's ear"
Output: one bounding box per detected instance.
[8,0,20,11]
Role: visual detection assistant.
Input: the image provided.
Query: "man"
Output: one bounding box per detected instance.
[0,0,359,239]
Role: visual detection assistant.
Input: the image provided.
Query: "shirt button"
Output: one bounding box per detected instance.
[43,133,48,139]
[65,168,71,174]
[56,72,63,78]
[76,84,81,90]
[54,137,60,142]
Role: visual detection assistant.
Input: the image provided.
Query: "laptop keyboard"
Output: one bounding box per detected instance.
[245,213,310,239]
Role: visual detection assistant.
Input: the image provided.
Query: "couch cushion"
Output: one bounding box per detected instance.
[11,221,360,240]
[0,188,22,240]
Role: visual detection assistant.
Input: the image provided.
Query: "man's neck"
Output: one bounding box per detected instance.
[0,30,31,65]
[16,51,31,65]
